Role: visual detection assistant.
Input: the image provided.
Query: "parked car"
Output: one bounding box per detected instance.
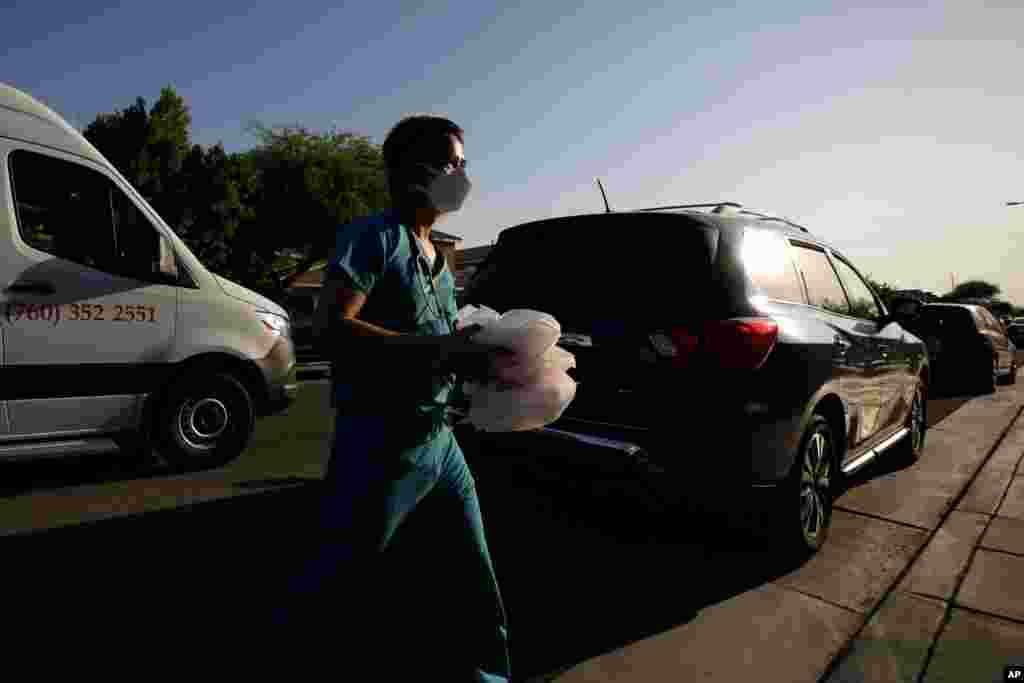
[1009,325,1024,366]
[903,304,1016,393]
[280,292,321,362]
[462,202,930,556]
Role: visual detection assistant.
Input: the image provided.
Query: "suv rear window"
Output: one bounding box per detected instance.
[918,307,977,334]
[466,214,719,329]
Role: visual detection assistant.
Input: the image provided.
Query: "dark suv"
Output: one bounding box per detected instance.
[462,202,930,555]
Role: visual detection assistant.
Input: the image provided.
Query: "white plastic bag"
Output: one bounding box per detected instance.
[472,309,561,360]
[456,304,500,330]
[454,305,577,432]
[466,367,578,432]
[491,344,576,385]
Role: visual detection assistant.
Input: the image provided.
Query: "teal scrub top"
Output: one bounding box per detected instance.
[326,210,460,445]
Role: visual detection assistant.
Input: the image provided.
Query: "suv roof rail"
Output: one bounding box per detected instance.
[634,201,810,233]
[735,210,811,234]
[635,201,743,212]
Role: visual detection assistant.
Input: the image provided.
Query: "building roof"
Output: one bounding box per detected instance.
[454,245,493,289]
[431,230,462,243]
[455,245,493,267]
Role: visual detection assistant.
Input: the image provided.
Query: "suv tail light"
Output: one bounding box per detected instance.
[650,318,779,371]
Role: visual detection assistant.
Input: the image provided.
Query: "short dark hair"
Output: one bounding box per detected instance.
[382,114,464,176]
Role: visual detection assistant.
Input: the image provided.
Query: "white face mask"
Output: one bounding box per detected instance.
[401,163,473,213]
[425,170,472,213]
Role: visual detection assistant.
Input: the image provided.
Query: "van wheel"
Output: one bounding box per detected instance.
[154,371,254,472]
[763,415,837,557]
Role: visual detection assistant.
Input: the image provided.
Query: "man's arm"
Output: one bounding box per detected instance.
[317,279,448,346]
[316,280,493,378]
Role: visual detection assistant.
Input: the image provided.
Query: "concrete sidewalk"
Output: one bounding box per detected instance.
[532,384,1024,683]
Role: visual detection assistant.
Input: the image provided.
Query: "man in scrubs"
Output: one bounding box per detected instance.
[281,115,511,682]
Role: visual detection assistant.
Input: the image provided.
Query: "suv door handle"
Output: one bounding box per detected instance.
[5,281,56,295]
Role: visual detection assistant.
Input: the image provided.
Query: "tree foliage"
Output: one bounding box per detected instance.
[864,275,898,308]
[82,89,390,302]
[944,280,1001,302]
[234,124,389,296]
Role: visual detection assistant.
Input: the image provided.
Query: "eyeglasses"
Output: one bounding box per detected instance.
[438,158,467,174]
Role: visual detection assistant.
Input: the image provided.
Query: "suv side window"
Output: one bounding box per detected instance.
[791,243,850,315]
[829,255,881,320]
[742,228,805,303]
[10,149,165,282]
[9,149,116,271]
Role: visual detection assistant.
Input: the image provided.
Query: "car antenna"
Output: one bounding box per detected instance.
[595,177,612,213]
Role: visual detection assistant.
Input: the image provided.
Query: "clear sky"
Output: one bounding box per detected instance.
[3,1,1023,303]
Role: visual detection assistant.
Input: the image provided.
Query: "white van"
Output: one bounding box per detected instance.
[0,83,298,470]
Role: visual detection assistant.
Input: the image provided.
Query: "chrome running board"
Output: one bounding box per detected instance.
[537,427,648,458]
[842,427,910,475]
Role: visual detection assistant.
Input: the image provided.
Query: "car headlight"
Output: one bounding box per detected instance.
[258,311,291,338]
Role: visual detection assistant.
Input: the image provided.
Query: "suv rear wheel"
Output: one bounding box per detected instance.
[765,414,837,555]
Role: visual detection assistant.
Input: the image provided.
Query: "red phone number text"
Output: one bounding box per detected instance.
[4,304,158,326]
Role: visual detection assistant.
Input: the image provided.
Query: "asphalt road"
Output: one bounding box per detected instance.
[0,377,989,674]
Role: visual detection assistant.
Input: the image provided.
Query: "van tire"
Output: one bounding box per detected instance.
[154,371,255,472]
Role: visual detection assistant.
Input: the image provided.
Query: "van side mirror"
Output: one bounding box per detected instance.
[156,234,179,284]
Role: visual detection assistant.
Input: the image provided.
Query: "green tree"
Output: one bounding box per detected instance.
[144,86,192,203]
[945,279,1001,302]
[82,94,392,303]
[864,275,898,308]
[83,96,152,190]
[231,124,389,298]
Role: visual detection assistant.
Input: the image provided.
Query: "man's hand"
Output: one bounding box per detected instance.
[436,324,514,379]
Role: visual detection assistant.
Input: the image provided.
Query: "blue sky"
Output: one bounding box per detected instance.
[4,1,1024,303]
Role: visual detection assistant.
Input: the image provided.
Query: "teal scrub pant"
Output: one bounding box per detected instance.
[279,412,511,682]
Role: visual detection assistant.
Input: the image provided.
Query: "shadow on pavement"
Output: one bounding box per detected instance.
[0,391,980,678]
[455,429,812,680]
[0,450,164,498]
